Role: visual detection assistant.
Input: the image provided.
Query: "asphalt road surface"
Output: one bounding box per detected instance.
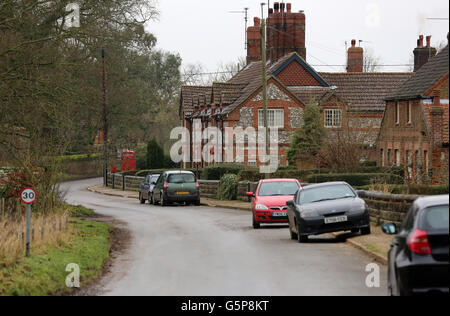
[62,178,387,296]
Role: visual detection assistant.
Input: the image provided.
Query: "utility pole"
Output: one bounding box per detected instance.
[261,18,269,179]
[102,47,108,187]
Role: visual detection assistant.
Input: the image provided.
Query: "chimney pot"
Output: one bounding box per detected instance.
[269,8,274,15]
[280,3,285,12]
[254,17,260,27]
[426,35,431,47]
[419,35,424,47]
[351,39,356,47]
[274,2,279,13]
[287,3,292,13]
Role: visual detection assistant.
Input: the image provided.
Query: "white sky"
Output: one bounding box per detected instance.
[146,0,449,73]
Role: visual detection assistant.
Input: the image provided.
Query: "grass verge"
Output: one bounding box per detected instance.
[0,205,111,296]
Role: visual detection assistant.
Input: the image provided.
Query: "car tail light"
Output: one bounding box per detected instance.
[195,181,200,189]
[163,182,169,189]
[409,229,431,255]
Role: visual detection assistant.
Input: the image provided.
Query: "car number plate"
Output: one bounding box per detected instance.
[324,216,348,224]
[272,212,287,217]
[177,192,190,195]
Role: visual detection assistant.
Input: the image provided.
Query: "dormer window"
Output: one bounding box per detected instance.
[324,109,342,128]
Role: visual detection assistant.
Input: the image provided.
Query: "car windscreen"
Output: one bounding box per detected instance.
[258,182,299,197]
[421,205,449,230]
[299,184,356,204]
[167,173,196,184]
[151,175,160,183]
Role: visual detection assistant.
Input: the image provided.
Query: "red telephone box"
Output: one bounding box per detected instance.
[121,150,136,172]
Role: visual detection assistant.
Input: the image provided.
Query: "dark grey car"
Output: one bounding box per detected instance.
[287,182,371,243]
[139,173,161,205]
[382,195,449,296]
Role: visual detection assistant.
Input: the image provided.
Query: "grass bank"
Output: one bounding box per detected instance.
[0,205,111,296]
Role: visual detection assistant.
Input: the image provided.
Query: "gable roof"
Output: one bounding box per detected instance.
[287,86,332,105]
[320,72,413,112]
[387,45,449,100]
[222,75,305,115]
[270,52,330,87]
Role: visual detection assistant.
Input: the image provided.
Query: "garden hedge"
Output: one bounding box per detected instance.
[307,173,404,187]
[201,164,247,180]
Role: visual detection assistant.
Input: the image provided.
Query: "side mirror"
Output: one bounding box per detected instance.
[356,190,365,198]
[286,200,295,207]
[382,223,398,235]
[246,192,255,197]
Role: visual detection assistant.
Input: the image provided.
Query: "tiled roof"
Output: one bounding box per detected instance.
[388,45,449,100]
[228,61,263,85]
[212,82,246,105]
[181,86,211,116]
[287,87,332,105]
[319,72,413,112]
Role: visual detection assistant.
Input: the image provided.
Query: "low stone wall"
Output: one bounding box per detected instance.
[359,191,420,226]
[107,173,144,191]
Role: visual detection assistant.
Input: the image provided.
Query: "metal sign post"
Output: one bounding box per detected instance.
[20,188,37,257]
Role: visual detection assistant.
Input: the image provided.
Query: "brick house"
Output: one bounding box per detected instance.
[377,40,449,185]
[180,3,412,169]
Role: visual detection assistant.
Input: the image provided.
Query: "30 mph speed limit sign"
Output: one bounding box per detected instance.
[20,188,37,205]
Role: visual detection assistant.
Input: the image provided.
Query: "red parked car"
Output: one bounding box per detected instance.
[247,179,301,229]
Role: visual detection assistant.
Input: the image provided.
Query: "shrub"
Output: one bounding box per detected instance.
[307,173,404,187]
[146,139,165,169]
[238,168,332,182]
[217,174,239,200]
[201,164,247,180]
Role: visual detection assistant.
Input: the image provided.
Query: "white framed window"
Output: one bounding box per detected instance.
[395,149,401,167]
[407,101,412,124]
[248,160,257,167]
[324,109,342,128]
[258,109,284,128]
[395,102,400,125]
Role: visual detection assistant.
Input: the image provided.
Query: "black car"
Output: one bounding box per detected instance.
[138,173,161,205]
[152,171,200,206]
[286,182,371,243]
[382,195,449,296]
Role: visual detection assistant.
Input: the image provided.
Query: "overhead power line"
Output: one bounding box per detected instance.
[181,64,414,77]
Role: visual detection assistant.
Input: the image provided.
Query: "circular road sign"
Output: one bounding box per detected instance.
[20,188,37,205]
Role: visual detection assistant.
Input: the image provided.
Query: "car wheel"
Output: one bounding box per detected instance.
[194,199,201,206]
[289,225,298,240]
[361,226,371,235]
[252,215,261,229]
[297,223,308,243]
[161,193,169,207]
[139,193,146,205]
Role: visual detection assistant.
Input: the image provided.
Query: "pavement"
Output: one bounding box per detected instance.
[88,184,391,264]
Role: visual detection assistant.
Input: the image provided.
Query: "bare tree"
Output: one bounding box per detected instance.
[363,47,382,72]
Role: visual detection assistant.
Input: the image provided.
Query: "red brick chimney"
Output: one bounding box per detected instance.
[347,39,364,73]
[246,17,262,64]
[414,35,437,72]
[430,90,444,147]
[266,3,306,63]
